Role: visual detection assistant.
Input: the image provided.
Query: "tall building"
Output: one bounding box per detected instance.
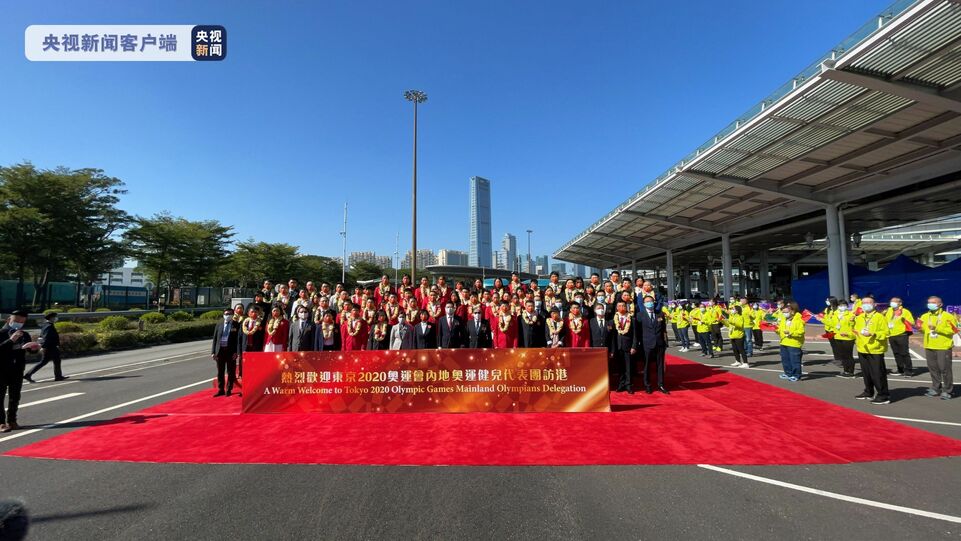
[96,266,146,288]
[468,176,493,267]
[401,249,436,270]
[502,233,517,272]
[535,256,549,275]
[437,249,468,266]
[350,251,392,270]
[573,263,587,277]
[550,263,567,275]
[494,251,509,270]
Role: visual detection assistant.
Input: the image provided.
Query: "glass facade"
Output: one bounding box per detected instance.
[468,176,493,267]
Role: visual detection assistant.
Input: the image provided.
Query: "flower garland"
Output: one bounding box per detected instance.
[373,323,388,341]
[615,315,632,335]
[378,283,392,298]
[522,311,538,325]
[322,323,336,340]
[498,314,512,332]
[267,317,282,336]
[569,316,584,334]
[546,318,564,335]
[427,302,442,319]
[384,303,399,321]
[347,318,363,337]
[242,317,261,336]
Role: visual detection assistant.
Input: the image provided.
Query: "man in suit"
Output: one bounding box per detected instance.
[1,310,41,432]
[414,310,437,349]
[466,307,492,348]
[437,302,462,348]
[288,305,316,352]
[613,301,638,394]
[519,300,545,348]
[24,311,65,382]
[211,309,241,397]
[590,303,614,358]
[389,312,415,350]
[636,295,669,394]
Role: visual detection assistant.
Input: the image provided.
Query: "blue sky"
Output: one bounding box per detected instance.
[0,0,893,264]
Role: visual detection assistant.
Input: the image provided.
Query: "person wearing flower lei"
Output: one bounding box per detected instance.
[613,300,638,394]
[263,306,289,353]
[490,278,506,300]
[375,275,394,306]
[508,272,524,295]
[415,276,431,309]
[546,308,565,348]
[367,310,390,350]
[547,271,562,295]
[239,306,265,376]
[492,302,518,348]
[342,305,368,351]
[563,279,578,303]
[426,294,443,323]
[363,299,378,325]
[567,302,591,347]
[313,310,340,351]
[383,293,401,325]
[232,303,245,323]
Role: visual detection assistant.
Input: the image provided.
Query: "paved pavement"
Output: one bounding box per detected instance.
[0,337,959,540]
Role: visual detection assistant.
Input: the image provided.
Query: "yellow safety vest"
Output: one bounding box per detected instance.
[740,305,753,329]
[883,307,914,337]
[854,311,889,354]
[919,309,958,351]
[822,308,836,333]
[778,313,805,348]
[677,308,691,329]
[833,310,856,341]
[727,313,746,339]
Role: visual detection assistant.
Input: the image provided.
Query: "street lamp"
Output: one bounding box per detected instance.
[526,229,533,274]
[404,89,428,283]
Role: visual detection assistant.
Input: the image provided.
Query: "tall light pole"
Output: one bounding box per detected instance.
[340,202,348,284]
[394,231,399,285]
[526,229,533,274]
[404,89,427,283]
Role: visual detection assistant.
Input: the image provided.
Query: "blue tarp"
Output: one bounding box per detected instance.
[790,255,961,315]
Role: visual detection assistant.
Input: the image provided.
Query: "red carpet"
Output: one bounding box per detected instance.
[7,355,961,466]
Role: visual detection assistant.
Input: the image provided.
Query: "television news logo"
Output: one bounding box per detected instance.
[25,25,226,61]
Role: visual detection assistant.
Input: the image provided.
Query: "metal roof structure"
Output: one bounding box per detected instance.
[554,0,961,280]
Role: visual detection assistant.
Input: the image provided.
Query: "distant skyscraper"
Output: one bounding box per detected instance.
[550,263,567,275]
[573,263,586,277]
[502,233,517,272]
[468,177,492,267]
[402,249,436,270]
[535,256,549,275]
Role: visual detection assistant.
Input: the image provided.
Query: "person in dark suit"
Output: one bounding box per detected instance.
[1,310,41,432]
[415,309,437,349]
[612,301,638,393]
[211,309,241,397]
[437,302,462,348]
[590,303,614,358]
[636,295,669,394]
[519,300,545,348]
[367,310,391,350]
[24,312,64,382]
[465,307,492,348]
[239,307,265,378]
[288,305,316,352]
[314,310,341,351]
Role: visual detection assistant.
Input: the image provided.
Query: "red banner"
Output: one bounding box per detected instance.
[242,348,611,413]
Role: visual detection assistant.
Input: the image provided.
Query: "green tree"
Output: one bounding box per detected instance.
[223,240,301,288]
[296,254,346,286]
[123,212,233,301]
[350,260,385,282]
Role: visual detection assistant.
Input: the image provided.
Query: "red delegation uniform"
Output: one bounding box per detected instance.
[492,314,519,349]
[341,318,369,351]
[567,316,591,347]
[383,303,402,325]
[264,318,289,350]
[414,287,431,309]
[454,304,469,322]
[373,284,394,306]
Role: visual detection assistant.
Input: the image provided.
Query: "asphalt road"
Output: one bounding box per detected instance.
[1,334,959,540]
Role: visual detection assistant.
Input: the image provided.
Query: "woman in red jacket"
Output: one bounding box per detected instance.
[492,302,519,349]
[567,302,591,348]
[263,306,289,352]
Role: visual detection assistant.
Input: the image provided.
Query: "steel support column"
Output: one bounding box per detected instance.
[721,233,733,300]
[825,205,845,300]
[759,250,770,299]
[665,250,675,300]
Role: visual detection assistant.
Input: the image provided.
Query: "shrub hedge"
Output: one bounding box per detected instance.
[98,315,132,332]
[53,321,216,356]
[54,321,85,334]
[59,332,98,355]
[168,311,194,322]
[139,312,167,324]
[199,310,225,320]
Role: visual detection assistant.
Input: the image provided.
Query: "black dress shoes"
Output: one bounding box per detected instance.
[645,386,653,394]
[627,388,635,395]
[213,391,225,397]
[658,386,670,395]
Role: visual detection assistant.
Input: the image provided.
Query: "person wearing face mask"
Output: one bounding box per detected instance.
[724,305,749,368]
[777,301,805,382]
[853,295,890,404]
[822,296,840,368]
[692,303,716,358]
[211,309,242,397]
[1,310,41,432]
[567,302,591,348]
[288,306,317,352]
[388,311,413,350]
[849,293,863,315]
[637,295,669,394]
[465,307,492,348]
[884,297,915,377]
[918,296,958,399]
[832,303,857,377]
[739,298,754,357]
[675,302,692,353]
[23,311,64,383]
[438,302,463,349]
[751,303,764,351]
[590,303,614,360]
[519,300,545,348]
[613,301,639,393]
[315,310,342,351]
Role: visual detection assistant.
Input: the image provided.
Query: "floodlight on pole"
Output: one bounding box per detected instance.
[404,89,427,284]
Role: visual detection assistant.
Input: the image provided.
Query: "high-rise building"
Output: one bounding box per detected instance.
[401,249,436,270]
[502,233,517,272]
[494,250,509,270]
[550,262,567,275]
[468,176,492,268]
[535,256,549,275]
[437,249,468,266]
[573,263,587,277]
[350,251,393,270]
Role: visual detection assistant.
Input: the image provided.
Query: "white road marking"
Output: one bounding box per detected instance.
[22,351,207,393]
[877,416,961,428]
[0,379,210,444]
[699,362,959,385]
[698,464,961,524]
[18,393,85,408]
[30,350,206,383]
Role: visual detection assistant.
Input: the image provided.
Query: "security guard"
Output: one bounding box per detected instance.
[918,296,957,400]
[884,297,915,377]
[853,296,890,404]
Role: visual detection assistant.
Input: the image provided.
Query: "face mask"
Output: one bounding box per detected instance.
[445,308,454,315]
[927,303,939,311]
[554,302,562,308]
[825,300,831,306]
[575,297,583,304]
[473,314,481,320]
[838,305,847,312]
[223,315,232,322]
[8,322,23,330]
[398,317,406,324]
[535,301,542,307]
[782,311,791,317]
[889,302,899,309]
[597,295,605,303]
[595,309,605,316]
[644,302,654,309]
[862,304,874,313]
[700,307,706,312]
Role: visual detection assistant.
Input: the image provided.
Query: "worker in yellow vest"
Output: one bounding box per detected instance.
[849,293,863,315]
[884,297,915,377]
[709,300,724,353]
[751,302,765,350]
[853,295,890,404]
[833,303,857,378]
[739,298,755,357]
[691,304,716,358]
[823,296,839,367]
[777,301,805,382]
[673,302,692,352]
[918,296,957,399]
[724,305,749,368]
